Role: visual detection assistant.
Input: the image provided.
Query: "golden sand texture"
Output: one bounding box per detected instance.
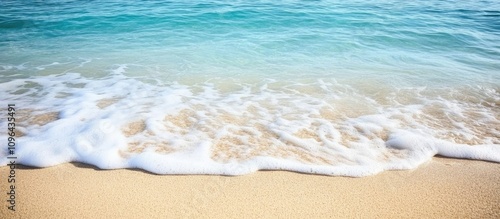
[0,157,499,218]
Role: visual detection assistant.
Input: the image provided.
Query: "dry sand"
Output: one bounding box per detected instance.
[1,157,499,218]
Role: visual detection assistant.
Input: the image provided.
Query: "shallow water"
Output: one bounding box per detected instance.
[0,0,499,176]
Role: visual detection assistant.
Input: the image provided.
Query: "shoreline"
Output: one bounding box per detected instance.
[1,157,499,218]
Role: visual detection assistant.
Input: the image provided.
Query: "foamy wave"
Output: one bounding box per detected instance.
[0,70,498,176]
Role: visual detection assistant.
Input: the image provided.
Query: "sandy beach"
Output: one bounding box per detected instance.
[2,1,499,218]
[0,157,498,218]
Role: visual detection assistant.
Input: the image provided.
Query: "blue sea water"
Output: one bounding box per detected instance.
[0,0,499,176]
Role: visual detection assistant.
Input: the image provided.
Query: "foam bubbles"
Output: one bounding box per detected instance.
[0,72,498,176]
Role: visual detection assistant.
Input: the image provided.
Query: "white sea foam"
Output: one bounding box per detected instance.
[0,67,499,177]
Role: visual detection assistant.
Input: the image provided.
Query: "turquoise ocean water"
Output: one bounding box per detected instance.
[0,0,499,176]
